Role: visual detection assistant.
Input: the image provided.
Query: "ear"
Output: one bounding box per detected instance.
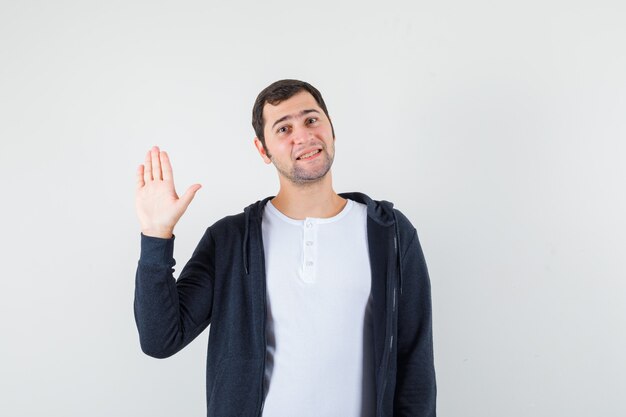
[254,137,272,164]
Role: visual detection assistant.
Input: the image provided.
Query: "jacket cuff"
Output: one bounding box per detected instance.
[139,233,175,267]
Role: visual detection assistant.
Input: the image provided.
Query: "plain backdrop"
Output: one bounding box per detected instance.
[1,1,625,416]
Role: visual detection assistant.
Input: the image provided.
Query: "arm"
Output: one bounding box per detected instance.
[394,229,437,416]
[134,230,215,358]
[133,146,207,358]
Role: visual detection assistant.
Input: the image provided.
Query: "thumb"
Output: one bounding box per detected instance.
[179,184,202,208]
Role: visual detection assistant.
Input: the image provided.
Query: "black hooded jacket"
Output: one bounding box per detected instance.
[134,192,436,416]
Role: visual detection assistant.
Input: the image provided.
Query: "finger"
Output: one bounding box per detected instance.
[144,150,153,182]
[151,146,162,181]
[136,164,145,189]
[161,151,173,181]
[179,184,202,208]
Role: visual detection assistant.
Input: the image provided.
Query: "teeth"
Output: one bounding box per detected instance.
[299,149,320,159]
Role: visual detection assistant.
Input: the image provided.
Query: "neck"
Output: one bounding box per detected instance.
[271,171,346,220]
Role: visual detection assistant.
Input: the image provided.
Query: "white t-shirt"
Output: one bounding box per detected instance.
[261,198,375,417]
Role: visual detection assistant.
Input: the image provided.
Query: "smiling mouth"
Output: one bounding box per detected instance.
[296,149,321,160]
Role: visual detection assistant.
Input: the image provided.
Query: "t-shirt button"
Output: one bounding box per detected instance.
[305,241,313,246]
[306,261,314,267]
[306,222,313,228]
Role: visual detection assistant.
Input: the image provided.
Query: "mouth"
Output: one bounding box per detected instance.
[296,149,322,160]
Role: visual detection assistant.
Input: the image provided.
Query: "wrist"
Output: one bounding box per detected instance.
[141,228,174,239]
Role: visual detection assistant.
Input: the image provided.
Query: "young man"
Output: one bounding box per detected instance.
[134,80,436,416]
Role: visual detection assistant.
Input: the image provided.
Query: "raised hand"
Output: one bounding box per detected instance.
[135,146,202,238]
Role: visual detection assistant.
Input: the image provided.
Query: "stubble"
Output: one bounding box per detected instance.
[270,143,335,185]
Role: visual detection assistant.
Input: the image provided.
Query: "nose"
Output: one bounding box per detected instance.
[292,124,313,144]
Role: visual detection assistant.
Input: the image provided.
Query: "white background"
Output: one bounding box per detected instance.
[1,1,625,416]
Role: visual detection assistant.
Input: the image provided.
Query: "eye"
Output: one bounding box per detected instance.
[307,117,318,124]
[277,125,289,134]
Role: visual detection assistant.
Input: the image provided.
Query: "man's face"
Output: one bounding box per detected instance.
[254,91,335,185]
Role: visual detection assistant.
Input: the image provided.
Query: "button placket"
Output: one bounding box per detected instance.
[302,218,317,283]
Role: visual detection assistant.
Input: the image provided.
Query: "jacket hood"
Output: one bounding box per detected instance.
[242,192,396,226]
[241,192,402,294]
[338,192,396,226]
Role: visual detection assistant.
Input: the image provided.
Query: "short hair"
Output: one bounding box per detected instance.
[252,79,335,150]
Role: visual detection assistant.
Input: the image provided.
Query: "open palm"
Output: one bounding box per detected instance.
[135,146,201,238]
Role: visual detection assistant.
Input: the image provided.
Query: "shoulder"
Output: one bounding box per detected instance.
[208,212,246,236]
[392,208,416,234]
[342,191,419,244]
[211,211,246,227]
[391,207,420,256]
[204,197,271,238]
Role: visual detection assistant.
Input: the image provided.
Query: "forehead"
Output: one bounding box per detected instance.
[262,91,321,125]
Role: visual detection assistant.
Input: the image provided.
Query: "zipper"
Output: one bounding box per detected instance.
[257,218,268,416]
[377,234,398,416]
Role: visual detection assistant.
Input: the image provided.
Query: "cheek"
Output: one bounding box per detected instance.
[317,125,333,138]
[266,139,292,159]
[275,139,292,152]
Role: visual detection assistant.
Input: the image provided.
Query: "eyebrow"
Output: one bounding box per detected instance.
[271,109,320,130]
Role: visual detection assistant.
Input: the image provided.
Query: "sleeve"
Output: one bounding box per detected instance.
[133,229,215,359]
[394,228,437,416]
